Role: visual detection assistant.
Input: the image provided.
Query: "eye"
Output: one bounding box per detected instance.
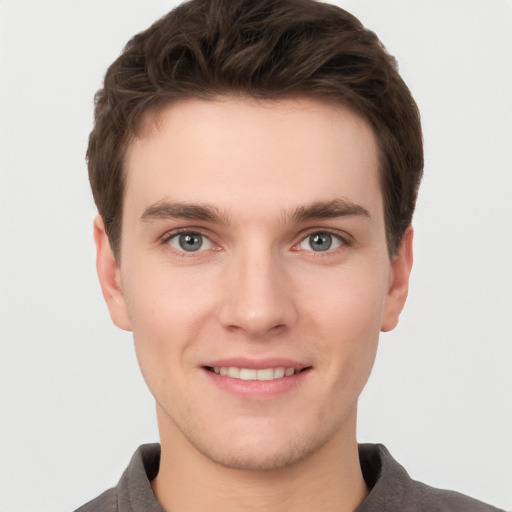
[167,232,213,252]
[298,232,344,252]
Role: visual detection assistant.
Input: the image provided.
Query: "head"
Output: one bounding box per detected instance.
[88,0,423,261]
[90,0,421,473]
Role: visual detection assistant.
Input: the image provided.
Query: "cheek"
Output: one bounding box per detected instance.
[121,266,217,374]
[123,259,217,324]
[303,263,388,334]
[303,267,387,382]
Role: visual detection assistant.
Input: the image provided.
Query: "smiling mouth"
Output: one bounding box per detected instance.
[204,366,310,381]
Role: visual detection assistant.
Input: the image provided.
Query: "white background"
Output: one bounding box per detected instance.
[1,1,511,511]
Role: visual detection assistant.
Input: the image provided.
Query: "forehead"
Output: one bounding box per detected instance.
[123,96,382,224]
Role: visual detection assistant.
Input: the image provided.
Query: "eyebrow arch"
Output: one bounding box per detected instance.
[140,200,229,224]
[288,199,370,223]
[140,198,370,225]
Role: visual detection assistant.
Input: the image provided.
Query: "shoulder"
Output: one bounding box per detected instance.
[408,479,505,512]
[74,487,117,512]
[73,444,162,512]
[357,444,505,512]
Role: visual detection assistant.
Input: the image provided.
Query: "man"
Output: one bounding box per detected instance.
[77,0,504,510]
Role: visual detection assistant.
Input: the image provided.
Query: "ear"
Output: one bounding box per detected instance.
[93,216,132,331]
[381,226,414,332]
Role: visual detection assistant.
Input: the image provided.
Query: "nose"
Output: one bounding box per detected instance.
[217,247,298,339]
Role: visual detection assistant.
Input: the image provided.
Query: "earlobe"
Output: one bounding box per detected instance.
[93,216,132,332]
[381,226,414,332]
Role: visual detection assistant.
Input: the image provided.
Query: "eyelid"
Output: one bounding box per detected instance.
[161,227,219,253]
[161,226,213,241]
[159,226,352,254]
[294,229,352,252]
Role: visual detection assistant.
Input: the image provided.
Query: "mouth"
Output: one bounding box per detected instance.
[203,366,311,381]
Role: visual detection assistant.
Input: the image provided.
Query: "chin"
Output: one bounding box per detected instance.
[183,414,345,473]
[156,384,360,473]
[196,436,321,472]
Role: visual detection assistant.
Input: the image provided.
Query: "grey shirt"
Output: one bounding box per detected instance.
[75,443,504,511]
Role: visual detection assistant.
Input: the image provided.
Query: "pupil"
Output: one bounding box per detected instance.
[310,233,332,251]
[179,233,202,251]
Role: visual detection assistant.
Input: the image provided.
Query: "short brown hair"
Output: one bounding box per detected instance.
[88,0,423,258]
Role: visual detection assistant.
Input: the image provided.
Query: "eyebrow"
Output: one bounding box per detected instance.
[140,201,229,224]
[288,199,370,223]
[140,198,370,224]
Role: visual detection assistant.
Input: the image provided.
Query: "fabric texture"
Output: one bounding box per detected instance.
[75,443,505,512]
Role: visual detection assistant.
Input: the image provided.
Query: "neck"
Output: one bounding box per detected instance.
[152,408,368,512]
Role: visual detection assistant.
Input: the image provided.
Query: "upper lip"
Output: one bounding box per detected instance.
[202,358,310,371]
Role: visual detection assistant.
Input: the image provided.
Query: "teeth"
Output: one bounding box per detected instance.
[240,368,257,380]
[212,366,298,381]
[273,367,285,378]
[227,367,240,378]
[256,368,274,381]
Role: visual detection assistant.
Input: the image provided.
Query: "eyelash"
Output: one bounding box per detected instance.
[161,228,217,256]
[294,229,351,254]
[160,228,351,255]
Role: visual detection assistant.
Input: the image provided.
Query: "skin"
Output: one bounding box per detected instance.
[95,96,413,512]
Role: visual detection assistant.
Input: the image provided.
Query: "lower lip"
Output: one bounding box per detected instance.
[202,368,311,399]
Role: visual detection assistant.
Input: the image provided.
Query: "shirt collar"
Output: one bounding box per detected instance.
[115,443,406,512]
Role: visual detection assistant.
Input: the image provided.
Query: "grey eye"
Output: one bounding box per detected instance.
[168,232,212,252]
[299,232,343,252]
[179,233,202,251]
[308,232,333,251]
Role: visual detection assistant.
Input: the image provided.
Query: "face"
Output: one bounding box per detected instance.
[95,97,412,471]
